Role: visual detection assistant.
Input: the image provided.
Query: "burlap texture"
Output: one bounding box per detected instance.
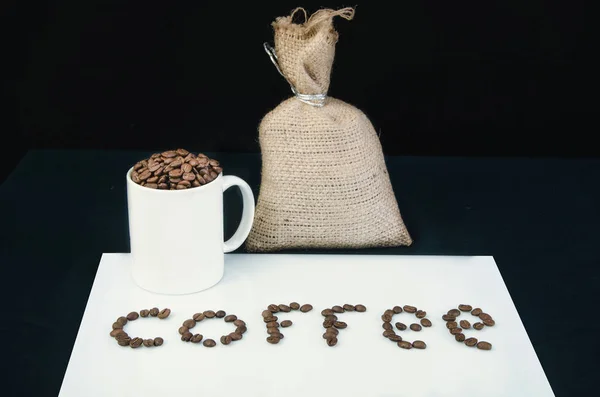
[246,7,412,252]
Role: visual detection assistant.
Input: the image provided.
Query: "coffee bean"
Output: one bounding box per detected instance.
[127,312,139,321]
[465,338,478,347]
[383,330,396,338]
[115,332,130,341]
[169,169,183,178]
[416,310,427,319]
[162,150,177,158]
[412,341,427,349]
[395,322,407,331]
[471,308,482,316]
[459,304,473,312]
[191,334,204,344]
[203,339,216,348]
[442,315,456,322]
[343,304,355,312]
[389,335,403,342]
[477,341,492,350]
[420,319,432,327]
[145,183,158,189]
[460,320,471,329]
[170,158,183,168]
[410,324,422,332]
[146,176,159,183]
[262,310,272,318]
[267,336,280,344]
[267,327,280,335]
[266,321,279,328]
[182,163,193,173]
[398,341,413,349]
[159,183,169,189]
[403,305,417,313]
[118,337,132,347]
[383,322,393,330]
[332,305,344,313]
[149,308,159,317]
[382,313,393,322]
[112,322,123,330]
[355,304,367,312]
[446,321,458,329]
[143,339,154,347]
[450,328,463,335]
[290,302,300,310]
[455,333,466,342]
[323,320,334,328]
[281,320,293,328]
[479,313,493,321]
[116,316,128,326]
[139,309,149,318]
[179,326,189,335]
[264,316,278,323]
[483,319,495,327]
[230,332,243,341]
[224,315,237,323]
[233,319,246,327]
[300,304,313,313]
[327,337,338,347]
[393,306,403,314]
[193,313,205,322]
[158,309,171,319]
[215,310,226,318]
[267,304,279,313]
[139,170,152,181]
[183,319,196,329]
[448,309,461,317]
[333,321,347,329]
[474,322,485,330]
[130,338,143,348]
[181,332,193,342]
[176,148,189,156]
[321,309,334,316]
[153,337,164,346]
[204,310,216,318]
[278,304,291,313]
[236,325,247,334]
[110,329,125,338]
[325,327,339,336]
[213,166,223,174]
[176,181,190,189]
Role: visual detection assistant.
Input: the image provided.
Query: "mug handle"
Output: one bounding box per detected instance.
[222,175,255,253]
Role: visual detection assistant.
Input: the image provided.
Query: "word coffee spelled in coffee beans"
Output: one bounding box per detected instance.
[264,302,312,345]
[443,305,495,350]
[321,304,367,347]
[181,310,247,348]
[382,305,431,350]
[109,308,171,349]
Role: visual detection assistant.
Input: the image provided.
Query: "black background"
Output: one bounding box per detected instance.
[2,0,595,181]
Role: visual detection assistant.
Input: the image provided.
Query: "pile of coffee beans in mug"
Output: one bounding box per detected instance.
[321,304,367,347]
[381,305,429,349]
[264,302,312,344]
[110,308,171,348]
[179,310,247,347]
[442,304,493,350]
[130,149,223,190]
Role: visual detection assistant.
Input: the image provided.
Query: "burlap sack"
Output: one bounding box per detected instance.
[246,7,412,252]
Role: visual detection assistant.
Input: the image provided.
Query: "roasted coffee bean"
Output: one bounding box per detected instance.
[412,341,427,349]
[262,310,272,318]
[270,332,284,339]
[459,304,473,312]
[193,313,205,322]
[203,339,216,348]
[321,309,334,316]
[153,337,164,346]
[118,337,132,347]
[116,316,128,326]
[209,159,220,167]
[479,313,493,321]
[176,148,190,156]
[460,320,471,329]
[267,304,279,313]
[162,150,177,158]
[483,319,496,327]
[325,327,339,336]
[182,163,193,173]
[465,338,478,347]
[130,338,143,348]
[420,319,432,327]
[266,321,279,328]
[183,319,196,329]
[224,315,237,323]
[139,170,152,181]
[322,314,337,322]
[383,330,396,338]
[327,337,338,347]
[112,322,123,330]
[446,321,458,330]
[264,316,278,323]
[267,336,281,344]
[127,312,139,321]
[389,335,403,342]
[333,321,347,329]
[403,305,417,314]
[215,310,226,318]
[213,166,223,174]
[179,326,189,335]
[139,309,149,318]
[146,176,159,184]
[393,306,403,314]
[169,169,183,178]
[416,310,427,319]
[396,322,407,331]
[385,309,395,317]
[398,341,413,350]
[170,158,183,168]
[442,315,456,322]
[448,309,461,317]
[157,309,171,319]
[278,304,291,312]
[471,308,482,316]
[410,324,422,332]
[383,322,393,330]
[382,313,393,322]
[204,310,216,318]
[323,320,334,328]
[110,329,126,338]
[233,319,246,327]
[176,181,191,189]
[355,304,367,312]
[191,334,204,344]
[332,305,344,313]
[450,328,463,335]
[230,332,243,341]
[149,308,159,317]
[115,332,130,341]
[236,325,247,334]
[145,183,158,189]
[181,332,193,342]
[474,322,485,330]
[455,333,466,342]
[267,327,280,335]
[477,341,492,350]
[281,320,293,328]
[300,304,313,313]
[343,304,355,312]
[220,335,232,345]
[290,302,300,310]
[143,339,154,347]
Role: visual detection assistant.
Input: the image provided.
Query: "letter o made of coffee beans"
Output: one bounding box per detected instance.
[381,305,429,350]
[442,304,494,351]
[180,310,247,347]
[110,307,171,348]
[321,304,367,347]
[264,302,313,344]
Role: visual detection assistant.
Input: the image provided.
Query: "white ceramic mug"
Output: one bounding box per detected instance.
[126,168,255,295]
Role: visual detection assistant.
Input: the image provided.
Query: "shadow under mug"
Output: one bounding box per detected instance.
[126,168,255,295]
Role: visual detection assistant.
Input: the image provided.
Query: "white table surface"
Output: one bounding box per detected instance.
[59,253,554,397]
